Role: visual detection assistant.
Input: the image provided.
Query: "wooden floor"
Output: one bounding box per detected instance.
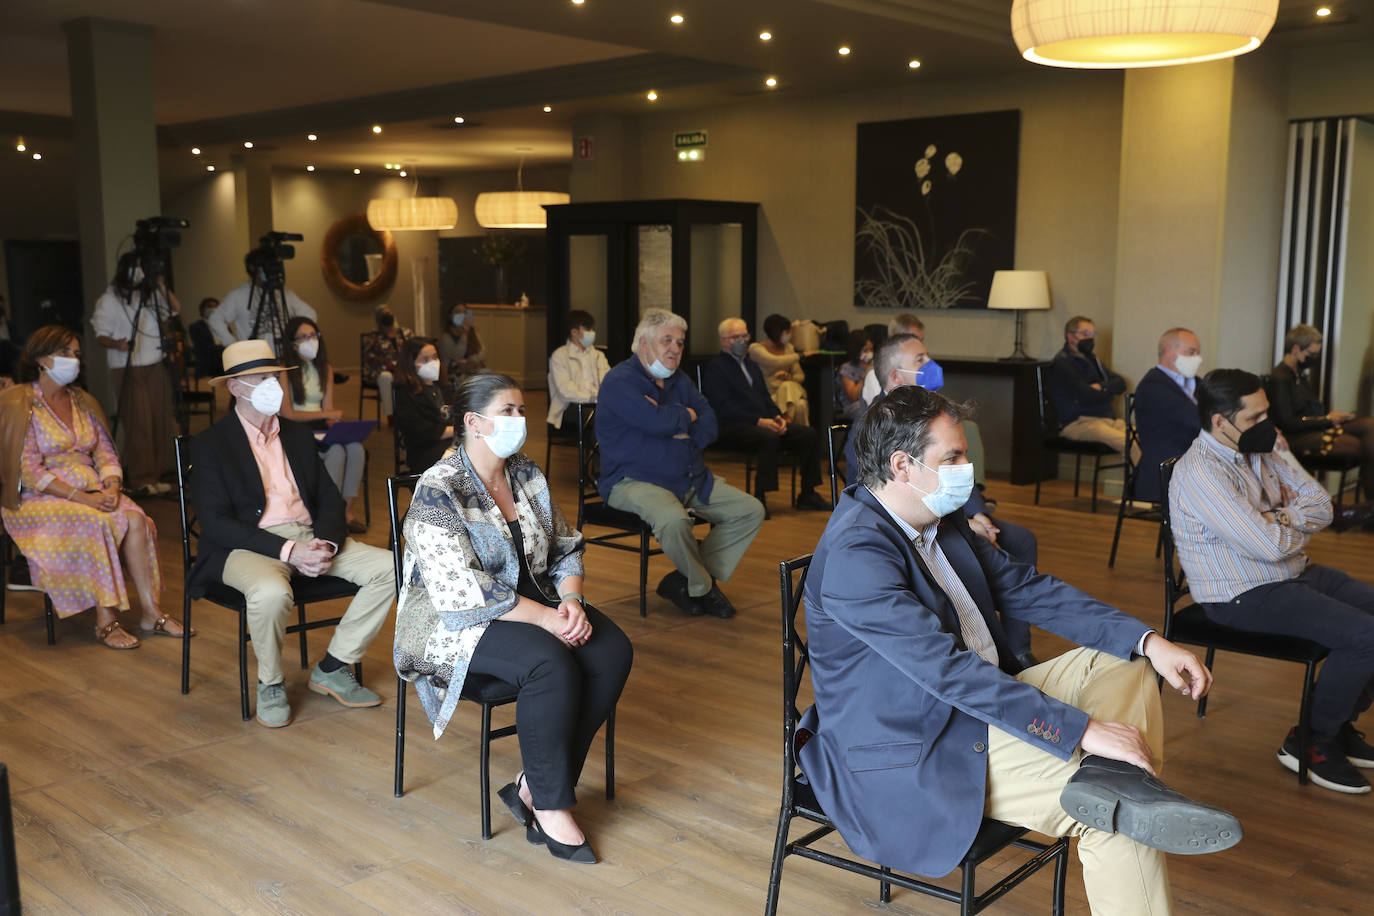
[3,387,1373,915]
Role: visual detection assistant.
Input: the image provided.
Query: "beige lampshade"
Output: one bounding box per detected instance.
[1010,0,1278,69]
[366,197,458,231]
[987,270,1052,311]
[474,191,571,230]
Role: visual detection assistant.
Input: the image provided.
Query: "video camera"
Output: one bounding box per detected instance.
[245,230,303,287]
[133,215,188,283]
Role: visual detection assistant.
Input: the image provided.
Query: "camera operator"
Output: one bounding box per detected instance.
[91,251,180,496]
[209,247,316,349]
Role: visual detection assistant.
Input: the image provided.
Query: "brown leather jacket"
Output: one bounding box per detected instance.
[0,383,114,511]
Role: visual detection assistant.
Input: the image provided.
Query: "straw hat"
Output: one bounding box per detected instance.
[212,339,293,385]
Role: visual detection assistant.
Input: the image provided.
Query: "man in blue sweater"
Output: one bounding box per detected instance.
[596,309,765,618]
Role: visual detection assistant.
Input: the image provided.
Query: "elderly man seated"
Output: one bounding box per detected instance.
[802,384,1242,915]
[702,318,830,513]
[595,309,765,619]
[188,340,396,728]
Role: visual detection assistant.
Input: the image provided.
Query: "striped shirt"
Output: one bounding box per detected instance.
[1168,432,1332,604]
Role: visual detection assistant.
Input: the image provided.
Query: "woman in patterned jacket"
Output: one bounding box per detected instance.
[394,371,632,864]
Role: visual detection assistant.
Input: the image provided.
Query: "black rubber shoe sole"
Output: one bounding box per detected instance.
[1060,782,1243,854]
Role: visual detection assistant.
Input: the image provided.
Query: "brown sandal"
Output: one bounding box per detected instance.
[95,620,140,650]
[139,615,195,639]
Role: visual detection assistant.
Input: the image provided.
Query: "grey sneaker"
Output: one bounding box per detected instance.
[256,682,292,728]
[309,664,382,708]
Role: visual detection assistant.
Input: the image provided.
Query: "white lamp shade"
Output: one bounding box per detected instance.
[474,191,571,230]
[366,197,458,231]
[987,270,1052,311]
[1010,0,1278,69]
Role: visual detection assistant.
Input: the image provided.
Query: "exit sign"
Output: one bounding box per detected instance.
[673,130,708,150]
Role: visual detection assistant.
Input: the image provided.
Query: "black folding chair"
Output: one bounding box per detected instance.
[174,436,363,720]
[358,333,382,421]
[389,473,614,838]
[0,533,56,645]
[0,764,18,916]
[1259,374,1362,507]
[1107,393,1164,568]
[1158,457,1328,785]
[693,363,796,504]
[766,555,1068,914]
[826,422,850,506]
[1033,364,1125,512]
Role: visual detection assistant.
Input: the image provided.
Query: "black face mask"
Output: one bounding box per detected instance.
[1226,415,1277,454]
[379,313,395,329]
[1297,351,1317,371]
[1076,337,1095,358]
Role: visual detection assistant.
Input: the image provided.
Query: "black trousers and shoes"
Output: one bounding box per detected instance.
[717,422,828,510]
[1277,725,1373,794]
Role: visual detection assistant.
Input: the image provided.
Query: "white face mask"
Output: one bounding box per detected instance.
[903,459,975,517]
[45,355,81,387]
[1175,353,1203,379]
[244,376,284,416]
[579,329,596,348]
[474,413,527,458]
[417,360,440,382]
[781,332,792,345]
[295,339,319,361]
[131,266,145,285]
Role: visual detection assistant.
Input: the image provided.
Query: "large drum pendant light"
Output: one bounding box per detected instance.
[1011,0,1279,69]
[366,196,458,231]
[475,156,569,230]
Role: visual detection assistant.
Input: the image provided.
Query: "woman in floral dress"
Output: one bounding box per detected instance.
[0,326,189,649]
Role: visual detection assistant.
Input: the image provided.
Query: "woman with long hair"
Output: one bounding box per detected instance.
[0,325,189,648]
[278,316,367,532]
[749,312,811,426]
[392,337,454,473]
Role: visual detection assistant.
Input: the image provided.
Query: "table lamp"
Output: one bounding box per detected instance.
[987,270,1051,361]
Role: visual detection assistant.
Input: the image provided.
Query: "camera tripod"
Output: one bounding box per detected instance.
[109,282,188,438]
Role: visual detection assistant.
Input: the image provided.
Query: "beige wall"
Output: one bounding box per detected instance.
[618,68,1126,364]
[1336,120,1374,414]
[1289,40,1374,120]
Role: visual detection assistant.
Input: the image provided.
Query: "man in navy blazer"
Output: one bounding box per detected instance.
[1133,328,1203,503]
[701,318,829,512]
[799,386,1240,914]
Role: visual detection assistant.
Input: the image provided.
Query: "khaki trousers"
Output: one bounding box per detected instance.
[607,477,765,598]
[986,648,1171,916]
[1060,416,1141,463]
[221,522,395,686]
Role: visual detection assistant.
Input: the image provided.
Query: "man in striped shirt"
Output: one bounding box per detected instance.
[1169,368,1374,794]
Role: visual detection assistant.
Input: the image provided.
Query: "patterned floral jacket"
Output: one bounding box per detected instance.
[394,446,583,737]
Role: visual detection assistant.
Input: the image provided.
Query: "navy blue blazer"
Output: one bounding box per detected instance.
[701,350,780,427]
[797,485,1146,877]
[1133,367,1201,503]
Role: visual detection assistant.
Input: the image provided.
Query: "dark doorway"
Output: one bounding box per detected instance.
[4,240,84,340]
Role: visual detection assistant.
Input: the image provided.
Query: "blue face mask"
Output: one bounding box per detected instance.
[647,359,674,379]
[451,312,466,327]
[904,459,975,517]
[916,360,944,391]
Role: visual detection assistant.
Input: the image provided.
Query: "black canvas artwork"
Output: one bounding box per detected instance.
[854,109,1020,310]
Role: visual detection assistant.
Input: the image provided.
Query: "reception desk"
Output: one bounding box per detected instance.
[466,304,548,389]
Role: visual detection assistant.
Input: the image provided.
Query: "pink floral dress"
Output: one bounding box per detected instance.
[0,384,161,617]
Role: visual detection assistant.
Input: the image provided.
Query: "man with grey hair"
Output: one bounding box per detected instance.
[861,312,926,404]
[595,308,765,618]
[799,384,1241,914]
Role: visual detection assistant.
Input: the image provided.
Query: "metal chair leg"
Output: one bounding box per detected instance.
[1052,842,1068,916]
[1108,487,1129,568]
[480,702,494,840]
[1196,648,1216,718]
[605,709,615,800]
[394,676,407,797]
[296,603,309,669]
[639,530,650,618]
[181,592,193,694]
[880,865,892,903]
[1298,659,1318,786]
[764,807,793,916]
[239,612,251,721]
[43,596,55,646]
[1073,453,1083,498]
[960,861,976,915]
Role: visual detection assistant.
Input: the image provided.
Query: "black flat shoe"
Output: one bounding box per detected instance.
[497,774,533,827]
[526,817,597,864]
[1060,755,1242,855]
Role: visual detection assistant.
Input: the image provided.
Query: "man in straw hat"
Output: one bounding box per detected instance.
[188,339,394,727]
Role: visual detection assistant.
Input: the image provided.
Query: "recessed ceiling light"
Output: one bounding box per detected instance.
[908,58,921,69]
[307,133,318,141]
[543,105,552,112]
[765,76,778,88]
[15,138,24,152]
[372,125,383,134]
[759,31,772,41]
[838,45,851,56]
[670,13,684,25]
[353,168,362,175]
[190,146,201,155]
[454,116,465,123]
[399,170,407,177]
[306,165,315,172]
[572,0,584,5]
[31,152,41,160]
[1317,6,1332,16]
[243,141,254,149]
[206,165,216,172]
[647,90,658,101]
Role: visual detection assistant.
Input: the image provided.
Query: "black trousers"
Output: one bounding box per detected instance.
[466,603,633,809]
[1205,563,1374,741]
[718,422,822,496]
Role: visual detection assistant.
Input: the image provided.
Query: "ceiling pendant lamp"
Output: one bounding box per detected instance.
[367,168,458,231]
[474,157,569,230]
[1010,0,1278,69]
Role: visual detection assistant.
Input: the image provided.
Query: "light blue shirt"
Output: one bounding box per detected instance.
[1156,363,1197,401]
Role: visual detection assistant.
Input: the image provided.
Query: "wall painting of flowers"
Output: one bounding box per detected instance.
[854,109,1020,310]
